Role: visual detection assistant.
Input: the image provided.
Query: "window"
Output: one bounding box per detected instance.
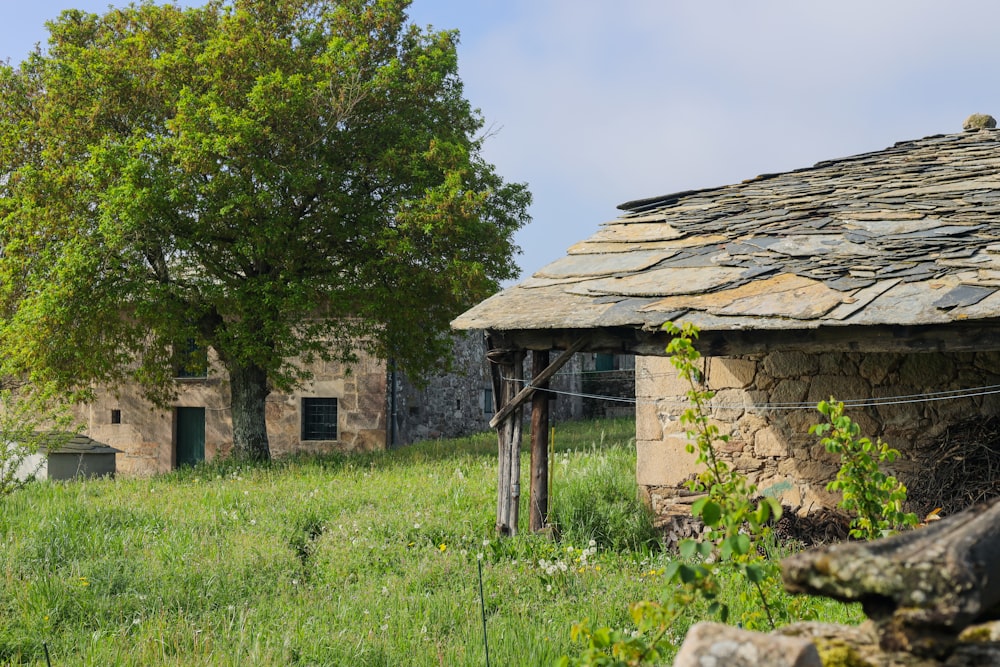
[175,339,208,379]
[301,398,338,441]
[111,409,122,424]
[595,353,616,372]
[483,387,493,416]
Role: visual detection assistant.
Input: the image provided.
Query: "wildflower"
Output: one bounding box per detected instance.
[589,539,597,548]
[460,549,468,557]
[438,543,447,552]
[291,579,300,586]
[414,523,421,529]
[78,577,90,587]
[482,539,490,547]
[546,584,552,592]
[477,552,484,561]
[381,586,389,595]
[249,519,256,526]
[380,624,389,631]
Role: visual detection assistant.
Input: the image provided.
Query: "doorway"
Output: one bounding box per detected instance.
[175,407,206,467]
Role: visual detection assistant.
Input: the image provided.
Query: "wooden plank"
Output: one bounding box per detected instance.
[489,338,586,429]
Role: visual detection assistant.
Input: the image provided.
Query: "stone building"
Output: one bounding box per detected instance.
[454,118,1000,523]
[76,331,593,476]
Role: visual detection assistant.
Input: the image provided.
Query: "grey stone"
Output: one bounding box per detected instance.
[762,351,819,379]
[672,622,822,667]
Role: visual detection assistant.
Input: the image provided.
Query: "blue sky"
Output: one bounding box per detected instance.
[6,1,1000,282]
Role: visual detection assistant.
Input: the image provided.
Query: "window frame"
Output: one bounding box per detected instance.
[301,397,338,441]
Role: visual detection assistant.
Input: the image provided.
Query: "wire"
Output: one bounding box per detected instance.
[504,376,1000,411]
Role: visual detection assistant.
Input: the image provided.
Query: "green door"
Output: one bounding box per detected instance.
[176,407,205,467]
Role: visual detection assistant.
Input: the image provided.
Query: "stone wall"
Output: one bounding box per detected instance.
[394,332,584,444]
[78,347,389,475]
[636,349,1000,519]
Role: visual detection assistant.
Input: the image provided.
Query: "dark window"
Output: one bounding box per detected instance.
[302,398,338,441]
[175,339,208,379]
[595,353,616,372]
[111,409,121,424]
[483,387,493,415]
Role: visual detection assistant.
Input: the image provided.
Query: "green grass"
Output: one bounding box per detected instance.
[0,417,860,665]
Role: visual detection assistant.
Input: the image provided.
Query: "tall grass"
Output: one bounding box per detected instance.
[0,417,859,666]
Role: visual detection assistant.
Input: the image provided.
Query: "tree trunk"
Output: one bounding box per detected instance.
[227,360,271,461]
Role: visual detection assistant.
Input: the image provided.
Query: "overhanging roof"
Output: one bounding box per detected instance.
[454,128,1000,355]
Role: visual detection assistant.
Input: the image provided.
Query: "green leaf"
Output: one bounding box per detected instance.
[745,564,766,583]
[679,539,698,559]
[700,501,722,527]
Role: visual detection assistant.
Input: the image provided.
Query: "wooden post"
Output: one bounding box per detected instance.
[529,350,550,532]
[489,348,524,536]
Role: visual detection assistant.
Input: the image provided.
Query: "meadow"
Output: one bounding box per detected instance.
[0,418,859,666]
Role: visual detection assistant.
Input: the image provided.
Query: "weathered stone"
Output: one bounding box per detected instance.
[858,352,902,385]
[708,356,757,389]
[899,353,956,387]
[636,401,663,440]
[636,435,700,486]
[963,113,996,130]
[672,622,822,667]
[754,426,788,458]
[636,356,694,398]
[808,374,872,405]
[771,379,809,406]
[711,388,748,421]
[736,413,768,441]
[783,497,1000,658]
[762,351,819,379]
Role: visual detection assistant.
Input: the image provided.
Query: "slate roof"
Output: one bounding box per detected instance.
[454,128,1000,340]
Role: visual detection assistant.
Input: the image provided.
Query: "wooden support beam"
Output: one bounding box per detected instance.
[491,349,524,536]
[489,338,585,429]
[529,350,550,533]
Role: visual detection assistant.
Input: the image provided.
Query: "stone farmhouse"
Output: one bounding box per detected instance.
[76,332,597,476]
[455,116,1000,525]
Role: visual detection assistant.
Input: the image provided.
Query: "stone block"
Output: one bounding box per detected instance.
[762,351,819,379]
[673,622,822,667]
[771,379,809,406]
[754,426,788,458]
[636,435,700,487]
[899,352,955,386]
[858,352,902,385]
[636,400,663,441]
[708,357,757,389]
[636,356,690,398]
[710,388,748,421]
[807,375,872,405]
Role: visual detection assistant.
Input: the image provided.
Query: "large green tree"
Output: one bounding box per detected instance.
[0,0,529,460]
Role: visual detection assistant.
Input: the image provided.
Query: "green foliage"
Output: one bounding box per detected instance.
[0,0,530,458]
[662,321,783,630]
[560,323,792,666]
[811,399,918,540]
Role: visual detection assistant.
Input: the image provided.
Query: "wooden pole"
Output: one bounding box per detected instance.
[490,348,524,536]
[529,350,550,532]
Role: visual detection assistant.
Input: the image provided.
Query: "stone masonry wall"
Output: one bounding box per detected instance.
[395,331,584,444]
[78,347,388,475]
[636,349,1000,519]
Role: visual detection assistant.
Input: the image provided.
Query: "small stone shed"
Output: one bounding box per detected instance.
[15,434,120,481]
[454,119,1000,531]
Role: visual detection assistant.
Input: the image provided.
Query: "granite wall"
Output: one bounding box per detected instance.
[636,349,1000,519]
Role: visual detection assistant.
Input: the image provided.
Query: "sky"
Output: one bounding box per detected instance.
[5,1,1000,283]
